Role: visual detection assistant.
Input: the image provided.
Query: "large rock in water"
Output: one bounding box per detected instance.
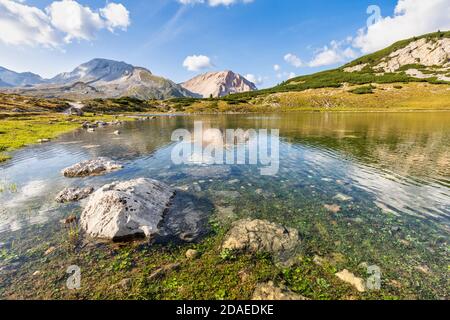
[222,219,300,263]
[80,178,174,241]
[62,157,123,177]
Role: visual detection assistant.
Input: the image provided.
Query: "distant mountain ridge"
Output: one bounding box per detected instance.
[1,59,194,100]
[0,66,44,87]
[181,70,257,98]
[49,58,136,85]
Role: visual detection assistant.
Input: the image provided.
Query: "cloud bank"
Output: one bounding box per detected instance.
[0,0,130,47]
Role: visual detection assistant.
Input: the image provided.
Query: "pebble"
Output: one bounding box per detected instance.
[148,263,181,281]
[334,193,353,202]
[185,249,200,260]
[44,246,56,256]
[118,278,132,290]
[324,204,341,213]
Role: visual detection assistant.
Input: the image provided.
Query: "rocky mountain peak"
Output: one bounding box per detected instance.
[181,70,257,98]
[50,58,140,85]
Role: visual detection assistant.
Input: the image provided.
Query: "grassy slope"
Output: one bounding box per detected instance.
[343,30,450,68]
[0,113,133,162]
[182,31,450,111]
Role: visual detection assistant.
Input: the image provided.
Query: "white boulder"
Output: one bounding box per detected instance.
[80,178,174,240]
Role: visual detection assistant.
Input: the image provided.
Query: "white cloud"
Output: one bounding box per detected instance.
[0,0,59,47]
[0,0,130,47]
[354,0,450,53]
[178,0,254,6]
[100,3,130,31]
[284,53,303,68]
[47,0,105,42]
[183,54,213,71]
[301,0,450,68]
[273,64,280,71]
[308,40,357,67]
[276,71,296,80]
[245,74,263,85]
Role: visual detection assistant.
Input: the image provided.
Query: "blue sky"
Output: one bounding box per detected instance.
[0,0,448,87]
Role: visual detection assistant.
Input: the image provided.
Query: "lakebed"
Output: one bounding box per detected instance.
[0,112,449,300]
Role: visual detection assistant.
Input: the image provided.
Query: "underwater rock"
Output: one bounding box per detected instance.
[324,204,341,213]
[62,157,123,177]
[55,187,94,203]
[215,206,237,223]
[44,246,56,256]
[157,192,213,243]
[252,281,309,300]
[221,219,300,263]
[148,263,181,281]
[80,178,174,241]
[110,278,132,290]
[185,249,200,260]
[182,166,231,178]
[60,215,78,225]
[335,269,366,292]
[333,193,353,202]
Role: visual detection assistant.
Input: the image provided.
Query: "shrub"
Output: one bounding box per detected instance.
[349,85,375,94]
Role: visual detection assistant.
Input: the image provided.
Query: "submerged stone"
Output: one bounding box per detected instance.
[335,269,366,292]
[324,204,341,213]
[252,281,309,300]
[333,193,353,202]
[148,263,181,281]
[185,249,200,260]
[62,157,123,177]
[55,187,94,203]
[80,178,174,241]
[222,219,300,264]
[157,192,213,243]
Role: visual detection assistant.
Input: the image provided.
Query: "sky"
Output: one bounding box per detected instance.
[0,0,449,88]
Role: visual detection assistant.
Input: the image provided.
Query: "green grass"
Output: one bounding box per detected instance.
[0,219,366,300]
[0,113,132,163]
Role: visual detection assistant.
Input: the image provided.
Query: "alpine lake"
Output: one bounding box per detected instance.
[0,112,449,300]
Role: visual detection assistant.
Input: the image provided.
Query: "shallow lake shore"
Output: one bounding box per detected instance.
[0,112,449,300]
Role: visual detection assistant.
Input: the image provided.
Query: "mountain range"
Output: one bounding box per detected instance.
[0,59,257,100]
[1,31,449,102]
[0,66,44,87]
